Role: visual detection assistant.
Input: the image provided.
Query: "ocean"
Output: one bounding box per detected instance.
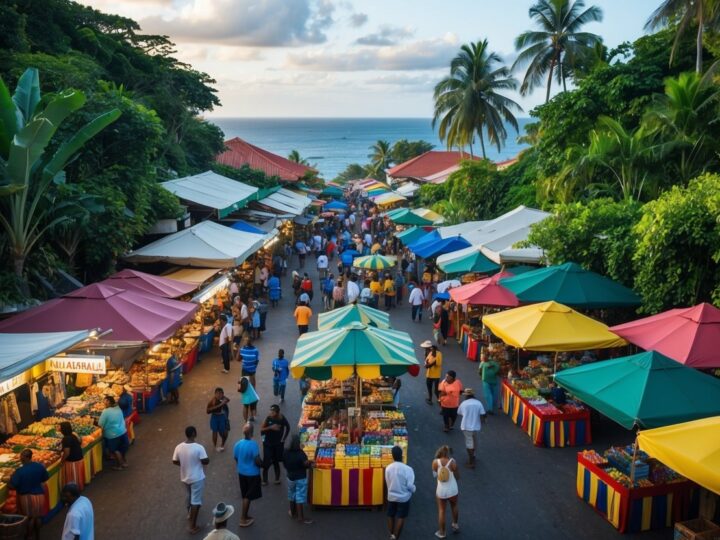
[210,117,531,180]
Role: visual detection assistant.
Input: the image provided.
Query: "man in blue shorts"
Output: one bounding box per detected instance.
[384,446,415,540]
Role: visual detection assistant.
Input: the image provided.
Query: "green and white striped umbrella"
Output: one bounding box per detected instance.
[290,322,418,380]
[317,304,391,331]
[352,254,396,270]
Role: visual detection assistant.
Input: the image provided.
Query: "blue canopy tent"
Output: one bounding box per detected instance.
[407,229,441,254]
[412,235,471,259]
[230,220,266,235]
[324,200,348,211]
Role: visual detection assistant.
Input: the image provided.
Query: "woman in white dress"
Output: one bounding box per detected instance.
[432,445,460,538]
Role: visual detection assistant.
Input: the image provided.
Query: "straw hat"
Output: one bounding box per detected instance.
[212,502,234,524]
[420,340,433,348]
[462,388,475,396]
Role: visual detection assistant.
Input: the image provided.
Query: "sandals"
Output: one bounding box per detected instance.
[434,532,446,539]
[452,523,460,533]
[239,518,255,528]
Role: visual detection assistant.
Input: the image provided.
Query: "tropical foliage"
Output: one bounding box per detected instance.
[332,139,434,183]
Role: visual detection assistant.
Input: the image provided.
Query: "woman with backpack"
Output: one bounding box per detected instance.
[431,445,460,538]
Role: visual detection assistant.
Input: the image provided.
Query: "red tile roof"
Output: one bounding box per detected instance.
[387,151,478,179]
[215,137,314,182]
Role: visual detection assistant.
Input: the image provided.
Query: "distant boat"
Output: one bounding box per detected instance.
[308,156,324,160]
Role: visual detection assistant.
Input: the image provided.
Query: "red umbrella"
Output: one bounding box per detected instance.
[101,269,197,299]
[611,303,720,368]
[449,272,519,307]
[0,283,197,342]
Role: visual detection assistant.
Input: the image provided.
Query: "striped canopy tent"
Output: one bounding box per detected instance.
[353,254,396,270]
[413,208,444,224]
[372,192,406,207]
[290,322,419,380]
[317,304,391,331]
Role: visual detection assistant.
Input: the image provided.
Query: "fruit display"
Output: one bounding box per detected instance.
[509,377,588,417]
[581,449,608,466]
[580,446,686,489]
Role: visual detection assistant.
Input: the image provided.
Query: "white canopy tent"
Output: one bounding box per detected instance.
[257,188,312,216]
[437,221,487,239]
[124,221,265,268]
[0,330,94,380]
[395,182,420,197]
[161,171,258,218]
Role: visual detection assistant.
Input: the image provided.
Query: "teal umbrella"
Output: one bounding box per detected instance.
[317,304,391,331]
[554,351,720,429]
[500,262,641,308]
[389,208,434,226]
[506,265,538,275]
[396,226,432,246]
[437,247,500,275]
[321,186,344,198]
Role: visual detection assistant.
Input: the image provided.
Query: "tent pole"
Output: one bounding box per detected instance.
[630,430,639,483]
[553,351,559,374]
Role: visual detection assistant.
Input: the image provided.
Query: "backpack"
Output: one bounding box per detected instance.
[437,460,450,482]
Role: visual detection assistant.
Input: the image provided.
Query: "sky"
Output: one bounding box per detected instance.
[79,0,662,118]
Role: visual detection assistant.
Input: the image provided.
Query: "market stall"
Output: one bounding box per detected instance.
[291,322,419,508]
[555,351,720,532]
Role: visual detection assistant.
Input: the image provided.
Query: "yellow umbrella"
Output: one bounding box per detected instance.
[637,416,720,495]
[481,300,627,351]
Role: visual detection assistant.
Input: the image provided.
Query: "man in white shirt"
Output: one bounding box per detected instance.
[173,426,210,534]
[316,253,329,279]
[61,484,94,540]
[457,388,487,469]
[384,446,415,540]
[408,285,425,322]
[346,276,360,304]
[219,315,233,374]
[364,232,372,247]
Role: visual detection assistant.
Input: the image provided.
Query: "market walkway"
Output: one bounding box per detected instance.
[46,258,669,540]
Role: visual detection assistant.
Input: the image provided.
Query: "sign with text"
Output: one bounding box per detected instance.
[0,372,30,397]
[47,355,107,375]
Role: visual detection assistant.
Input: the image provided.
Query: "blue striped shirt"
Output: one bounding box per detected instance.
[241,346,259,373]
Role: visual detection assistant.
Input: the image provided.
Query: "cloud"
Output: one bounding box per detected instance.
[286,34,459,72]
[140,0,335,47]
[355,25,414,46]
[364,73,438,93]
[349,12,368,27]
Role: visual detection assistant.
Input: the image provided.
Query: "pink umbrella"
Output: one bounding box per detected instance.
[611,303,720,368]
[449,272,519,307]
[0,283,197,342]
[102,269,197,299]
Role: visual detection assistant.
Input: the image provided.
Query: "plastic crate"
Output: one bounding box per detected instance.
[675,519,720,540]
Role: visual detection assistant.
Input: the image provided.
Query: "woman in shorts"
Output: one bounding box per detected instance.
[432,445,460,538]
[283,434,312,524]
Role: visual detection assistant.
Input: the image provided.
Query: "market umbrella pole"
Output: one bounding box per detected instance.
[630,430,639,482]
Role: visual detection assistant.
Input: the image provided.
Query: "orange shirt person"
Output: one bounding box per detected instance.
[438,370,463,433]
[294,303,313,335]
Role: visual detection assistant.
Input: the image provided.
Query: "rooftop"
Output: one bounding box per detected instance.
[215,137,314,182]
[387,151,478,180]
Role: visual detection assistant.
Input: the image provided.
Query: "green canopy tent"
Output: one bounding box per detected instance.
[389,208,434,226]
[396,226,432,246]
[317,304,391,331]
[383,208,407,220]
[500,262,641,309]
[436,247,501,275]
[554,351,720,429]
[321,186,344,198]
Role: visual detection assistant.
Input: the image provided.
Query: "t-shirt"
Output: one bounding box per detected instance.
[272,358,289,383]
[118,392,133,418]
[300,279,313,292]
[409,287,424,306]
[369,281,382,295]
[383,279,395,296]
[371,243,381,254]
[481,360,500,383]
[346,281,360,303]
[62,434,83,462]
[98,406,127,439]
[458,398,486,432]
[360,287,372,303]
[283,448,309,481]
[233,439,260,476]
[326,241,336,256]
[240,381,259,405]
[219,323,233,346]
[262,415,290,446]
[10,462,49,495]
[317,255,328,269]
[294,306,312,326]
[61,496,94,540]
[385,461,416,503]
[439,379,463,409]
[240,346,259,374]
[172,442,209,484]
[425,351,443,379]
[203,529,240,540]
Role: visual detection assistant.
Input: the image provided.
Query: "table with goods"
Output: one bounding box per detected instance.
[501,359,591,448]
[298,378,408,507]
[577,447,699,533]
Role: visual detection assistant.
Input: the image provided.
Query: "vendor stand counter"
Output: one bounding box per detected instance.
[459,324,481,362]
[577,451,698,533]
[501,379,591,448]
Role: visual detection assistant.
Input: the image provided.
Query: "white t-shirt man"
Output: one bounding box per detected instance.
[219,322,233,347]
[317,254,328,270]
[62,496,94,540]
[385,461,416,503]
[313,234,322,251]
[458,397,486,432]
[346,280,360,303]
[409,287,425,306]
[172,441,209,484]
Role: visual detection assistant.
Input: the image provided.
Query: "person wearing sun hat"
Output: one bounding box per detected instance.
[203,502,239,540]
[457,388,487,468]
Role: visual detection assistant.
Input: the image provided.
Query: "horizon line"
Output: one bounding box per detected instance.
[205,115,534,120]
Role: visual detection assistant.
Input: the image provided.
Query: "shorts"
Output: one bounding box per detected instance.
[185,479,205,506]
[263,443,284,466]
[387,500,410,518]
[233,334,242,345]
[463,430,479,450]
[287,477,308,504]
[105,433,129,454]
[238,474,262,501]
[242,369,256,377]
[210,413,228,434]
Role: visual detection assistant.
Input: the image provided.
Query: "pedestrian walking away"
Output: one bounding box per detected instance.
[98,395,129,470]
[294,301,312,335]
[438,371,463,432]
[432,445,460,538]
[206,388,230,452]
[260,404,290,485]
[479,354,501,413]
[423,342,442,404]
[10,449,49,540]
[272,349,290,402]
[385,445,415,540]
[317,252,328,279]
[238,376,259,422]
[456,389,487,468]
[172,426,210,534]
[60,483,94,540]
[409,284,424,322]
[240,339,259,387]
[233,423,263,528]
[218,315,233,373]
[283,434,313,525]
[203,502,240,540]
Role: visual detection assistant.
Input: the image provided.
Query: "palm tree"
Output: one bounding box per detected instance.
[646,0,718,73]
[287,149,309,165]
[513,0,603,102]
[433,39,522,159]
[367,140,392,179]
[0,68,120,284]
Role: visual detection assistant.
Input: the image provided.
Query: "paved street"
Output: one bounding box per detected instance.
[46,260,670,540]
